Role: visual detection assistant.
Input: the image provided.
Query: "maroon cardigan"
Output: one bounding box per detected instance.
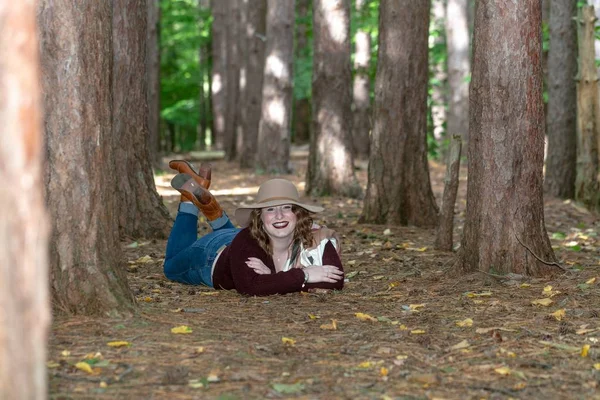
[212,228,344,296]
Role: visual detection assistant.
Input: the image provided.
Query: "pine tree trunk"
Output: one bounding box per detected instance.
[435,136,462,251]
[257,0,294,174]
[360,0,438,226]
[307,0,361,197]
[430,0,447,147]
[292,0,311,144]
[445,0,470,144]
[0,2,50,397]
[224,0,240,161]
[240,0,267,169]
[575,6,600,210]
[545,0,577,198]
[146,0,161,164]
[458,0,558,276]
[210,0,227,151]
[38,0,135,315]
[351,0,372,159]
[113,0,171,239]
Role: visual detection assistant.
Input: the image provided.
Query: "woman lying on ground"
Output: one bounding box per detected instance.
[163,160,344,296]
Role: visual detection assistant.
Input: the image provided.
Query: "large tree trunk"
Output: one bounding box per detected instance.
[235,0,248,161]
[113,0,171,239]
[292,0,311,144]
[351,0,372,159]
[575,6,600,210]
[306,0,361,197]
[256,0,294,174]
[224,0,240,160]
[445,0,470,143]
[544,0,577,198]
[146,0,161,164]
[38,0,135,315]
[210,0,227,151]
[360,0,438,226]
[240,0,267,169]
[0,2,50,397]
[457,0,558,276]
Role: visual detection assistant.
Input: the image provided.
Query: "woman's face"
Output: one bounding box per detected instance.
[260,204,297,242]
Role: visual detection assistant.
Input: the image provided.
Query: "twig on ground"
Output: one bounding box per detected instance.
[514,232,567,272]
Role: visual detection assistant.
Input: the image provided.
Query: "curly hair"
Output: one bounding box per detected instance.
[248,205,314,259]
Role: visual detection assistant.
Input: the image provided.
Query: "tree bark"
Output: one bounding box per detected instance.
[0,2,50,397]
[430,0,447,146]
[307,0,361,197]
[360,0,438,226]
[351,0,372,159]
[457,0,558,276]
[545,0,577,198]
[210,0,227,151]
[113,0,171,239]
[224,0,240,160]
[146,0,161,164]
[445,0,470,143]
[435,136,462,251]
[38,0,135,315]
[257,0,294,174]
[575,6,600,210]
[292,0,311,144]
[240,0,267,169]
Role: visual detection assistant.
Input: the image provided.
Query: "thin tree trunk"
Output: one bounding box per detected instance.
[352,0,372,159]
[240,0,267,169]
[224,0,240,160]
[575,6,600,210]
[445,0,470,144]
[360,0,438,226]
[292,0,311,144]
[544,0,577,198]
[236,0,248,161]
[39,0,135,315]
[458,0,558,276]
[146,0,161,165]
[113,0,171,239]
[307,0,361,197]
[430,0,447,147]
[435,136,462,251]
[210,0,227,151]
[0,2,50,397]
[257,0,294,174]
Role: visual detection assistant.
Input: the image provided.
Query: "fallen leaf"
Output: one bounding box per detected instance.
[46,361,60,368]
[576,328,599,335]
[345,270,358,279]
[355,312,377,322]
[465,291,493,298]
[196,347,205,353]
[107,341,131,348]
[171,325,193,334]
[581,344,591,357]
[383,228,392,236]
[494,366,511,376]
[61,350,71,357]
[128,255,153,264]
[307,314,320,320]
[455,318,473,327]
[75,362,94,374]
[407,373,438,385]
[448,340,470,351]
[398,324,408,330]
[408,304,426,311]
[380,367,389,377]
[593,363,600,370]
[320,319,337,330]
[188,379,205,389]
[358,361,375,368]
[550,309,566,321]
[531,298,553,307]
[281,337,296,346]
[543,285,553,293]
[520,283,531,288]
[476,327,516,334]
[586,277,596,285]
[411,329,426,334]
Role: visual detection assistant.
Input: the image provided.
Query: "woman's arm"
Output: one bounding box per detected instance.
[303,241,344,291]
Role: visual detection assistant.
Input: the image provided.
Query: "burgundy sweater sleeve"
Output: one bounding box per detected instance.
[303,241,344,291]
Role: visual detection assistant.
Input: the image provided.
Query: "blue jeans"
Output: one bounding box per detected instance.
[164,203,240,286]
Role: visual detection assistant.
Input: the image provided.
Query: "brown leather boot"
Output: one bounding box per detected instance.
[169,160,211,202]
[171,173,224,221]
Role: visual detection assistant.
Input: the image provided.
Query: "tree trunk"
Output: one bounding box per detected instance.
[113,0,171,239]
[257,0,294,174]
[360,0,438,226]
[292,0,311,144]
[445,0,470,144]
[210,0,227,151]
[430,0,447,147]
[240,0,267,169]
[545,0,577,198]
[307,0,361,197]
[0,2,50,397]
[146,0,161,165]
[235,0,248,161]
[224,0,240,161]
[575,6,600,210]
[38,0,135,315]
[457,0,558,276]
[351,0,372,159]
[435,136,462,251]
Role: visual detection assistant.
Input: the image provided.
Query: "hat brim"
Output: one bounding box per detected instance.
[234,199,324,227]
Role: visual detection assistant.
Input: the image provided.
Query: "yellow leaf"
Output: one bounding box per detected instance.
[143,297,153,302]
[358,361,375,368]
[409,304,426,311]
[171,325,192,334]
[75,362,94,374]
[411,329,426,334]
[593,363,600,370]
[388,281,400,288]
[465,291,492,298]
[586,277,596,285]
[398,324,408,331]
[107,341,131,348]
[494,367,511,376]
[550,309,566,321]
[455,318,473,327]
[448,340,470,351]
[520,283,531,288]
[200,291,219,296]
[543,285,553,293]
[383,228,392,236]
[99,382,108,388]
[128,255,153,264]
[196,347,205,353]
[281,337,296,346]
[581,344,591,357]
[416,247,427,252]
[355,312,377,322]
[61,350,71,357]
[307,313,320,320]
[531,298,553,307]
[320,319,337,330]
[380,367,389,377]
[513,382,527,391]
[46,361,60,368]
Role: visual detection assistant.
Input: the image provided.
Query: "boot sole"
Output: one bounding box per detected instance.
[171,173,206,209]
[169,160,211,189]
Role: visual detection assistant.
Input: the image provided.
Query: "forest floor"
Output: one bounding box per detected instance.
[48,153,600,400]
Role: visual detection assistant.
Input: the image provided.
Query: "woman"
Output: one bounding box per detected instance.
[163,160,344,296]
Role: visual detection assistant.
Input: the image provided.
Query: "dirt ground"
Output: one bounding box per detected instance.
[48,155,600,400]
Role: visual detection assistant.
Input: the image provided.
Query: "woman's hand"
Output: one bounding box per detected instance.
[245,257,271,275]
[304,265,343,283]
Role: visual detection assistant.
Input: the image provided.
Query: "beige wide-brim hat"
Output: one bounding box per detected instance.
[234,178,324,227]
